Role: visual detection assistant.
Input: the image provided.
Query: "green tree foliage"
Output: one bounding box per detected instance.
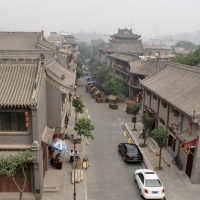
[129,103,140,116]
[102,72,125,95]
[77,55,85,68]
[0,150,32,200]
[172,46,200,66]
[74,116,95,139]
[78,42,91,59]
[151,127,168,169]
[141,113,155,145]
[76,66,84,79]
[91,65,111,88]
[72,98,85,120]
[174,40,197,51]
[77,42,92,68]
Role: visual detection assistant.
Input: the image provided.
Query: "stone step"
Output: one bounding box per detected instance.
[0,192,36,200]
[43,187,59,193]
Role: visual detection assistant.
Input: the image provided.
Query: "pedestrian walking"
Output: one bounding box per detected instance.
[75,150,80,159]
[139,129,144,138]
[69,150,74,163]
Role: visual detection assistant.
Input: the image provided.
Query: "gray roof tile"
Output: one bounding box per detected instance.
[45,60,76,92]
[0,62,42,108]
[140,62,200,116]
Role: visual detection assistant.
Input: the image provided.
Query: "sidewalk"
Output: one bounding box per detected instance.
[124,122,200,200]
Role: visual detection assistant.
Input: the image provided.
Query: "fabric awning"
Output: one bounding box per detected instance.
[94,90,101,95]
[126,100,136,105]
[91,87,97,91]
[88,84,94,88]
[108,95,118,101]
[41,126,55,145]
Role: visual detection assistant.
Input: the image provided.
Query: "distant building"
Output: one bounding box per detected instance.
[143,45,174,58]
[150,38,179,47]
[99,28,145,63]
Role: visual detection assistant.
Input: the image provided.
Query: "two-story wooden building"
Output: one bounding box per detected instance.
[140,61,200,183]
[0,32,76,199]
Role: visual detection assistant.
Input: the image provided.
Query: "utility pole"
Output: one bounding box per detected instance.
[73,139,77,200]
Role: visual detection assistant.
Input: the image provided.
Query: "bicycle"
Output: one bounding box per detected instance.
[172,155,183,170]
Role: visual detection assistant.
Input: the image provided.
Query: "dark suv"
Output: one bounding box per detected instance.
[118,143,143,163]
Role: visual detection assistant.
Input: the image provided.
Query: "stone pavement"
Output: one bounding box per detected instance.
[42,110,200,200]
[124,122,200,200]
[42,77,200,200]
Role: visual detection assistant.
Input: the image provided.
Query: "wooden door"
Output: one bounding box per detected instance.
[186,152,193,177]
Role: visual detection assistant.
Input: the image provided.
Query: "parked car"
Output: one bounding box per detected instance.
[118,143,143,163]
[134,169,165,199]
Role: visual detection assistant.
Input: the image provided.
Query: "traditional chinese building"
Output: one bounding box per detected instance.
[99,28,145,64]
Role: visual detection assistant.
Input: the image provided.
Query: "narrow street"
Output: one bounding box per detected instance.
[77,77,145,200]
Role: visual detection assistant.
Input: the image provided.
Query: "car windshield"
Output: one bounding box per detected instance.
[145,179,162,187]
[128,149,138,153]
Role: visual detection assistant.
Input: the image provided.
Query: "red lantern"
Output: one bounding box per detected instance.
[25,112,28,117]
[179,144,184,148]
[184,148,189,154]
[25,122,28,128]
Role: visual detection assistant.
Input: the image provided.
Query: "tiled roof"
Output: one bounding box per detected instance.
[0,62,43,108]
[140,62,200,116]
[0,32,56,51]
[0,32,42,50]
[45,60,76,93]
[41,126,55,145]
[107,40,144,54]
[47,35,63,42]
[0,150,31,157]
[108,53,138,62]
[130,60,167,76]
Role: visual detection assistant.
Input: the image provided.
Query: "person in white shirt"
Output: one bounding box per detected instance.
[69,150,74,163]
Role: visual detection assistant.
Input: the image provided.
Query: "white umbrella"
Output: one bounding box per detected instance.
[51,138,69,153]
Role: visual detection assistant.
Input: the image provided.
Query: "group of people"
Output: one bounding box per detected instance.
[69,149,80,163]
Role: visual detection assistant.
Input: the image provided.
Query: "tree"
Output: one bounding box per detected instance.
[102,72,125,95]
[141,113,154,146]
[72,98,85,120]
[0,150,32,200]
[91,65,111,88]
[129,103,140,130]
[76,66,84,79]
[78,42,91,59]
[172,46,200,66]
[74,116,95,139]
[174,40,197,51]
[151,127,168,169]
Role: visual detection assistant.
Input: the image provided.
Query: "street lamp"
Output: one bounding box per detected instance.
[73,139,77,200]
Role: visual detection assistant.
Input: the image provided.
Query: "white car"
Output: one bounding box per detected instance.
[134,169,165,199]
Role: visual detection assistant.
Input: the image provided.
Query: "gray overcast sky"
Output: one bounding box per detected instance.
[1,0,200,38]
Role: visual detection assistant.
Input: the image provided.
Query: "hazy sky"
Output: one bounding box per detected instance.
[1,0,200,38]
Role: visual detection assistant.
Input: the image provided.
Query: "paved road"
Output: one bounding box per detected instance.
[77,78,145,200]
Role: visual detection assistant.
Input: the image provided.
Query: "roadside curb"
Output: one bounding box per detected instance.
[122,123,154,170]
[122,123,168,200]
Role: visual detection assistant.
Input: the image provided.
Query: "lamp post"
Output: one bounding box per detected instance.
[73,139,77,200]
